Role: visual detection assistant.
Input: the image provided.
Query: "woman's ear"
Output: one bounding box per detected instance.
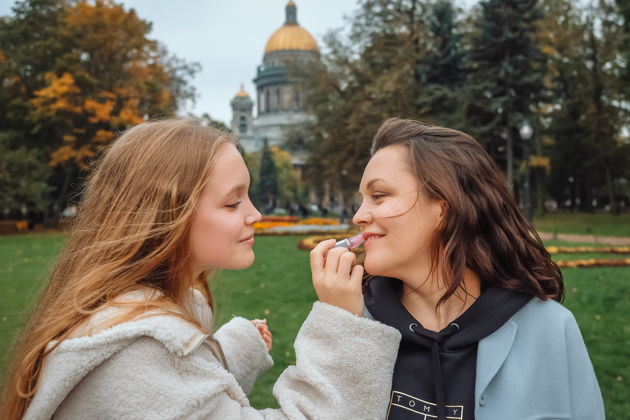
[433,200,447,228]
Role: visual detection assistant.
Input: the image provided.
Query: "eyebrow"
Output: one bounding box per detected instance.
[365,178,386,190]
[225,184,248,197]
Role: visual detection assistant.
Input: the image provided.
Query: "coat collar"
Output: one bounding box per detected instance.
[26,289,212,419]
[475,319,517,400]
[25,315,209,420]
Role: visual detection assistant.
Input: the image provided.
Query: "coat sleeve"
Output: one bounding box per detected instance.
[56,301,401,420]
[564,314,606,420]
[213,316,274,394]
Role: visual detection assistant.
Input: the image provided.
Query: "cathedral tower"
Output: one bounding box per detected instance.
[230,84,255,152]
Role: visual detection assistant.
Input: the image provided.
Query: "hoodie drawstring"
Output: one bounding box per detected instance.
[410,322,460,420]
[431,340,447,420]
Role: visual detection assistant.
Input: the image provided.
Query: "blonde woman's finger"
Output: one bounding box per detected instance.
[349,264,365,289]
[310,239,336,274]
[324,247,346,279]
[337,251,356,278]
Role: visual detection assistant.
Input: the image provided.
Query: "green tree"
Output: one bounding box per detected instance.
[466,0,547,189]
[582,4,625,213]
[296,0,431,199]
[0,134,52,215]
[257,139,278,212]
[542,0,626,212]
[618,0,630,88]
[536,0,586,212]
[416,0,467,127]
[243,151,261,206]
[292,0,629,215]
[0,0,68,150]
[270,147,301,207]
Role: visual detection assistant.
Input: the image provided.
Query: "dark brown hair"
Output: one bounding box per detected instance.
[371,118,563,304]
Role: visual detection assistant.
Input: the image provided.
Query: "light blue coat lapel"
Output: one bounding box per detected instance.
[475,320,517,402]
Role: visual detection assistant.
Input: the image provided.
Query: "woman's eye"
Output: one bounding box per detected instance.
[372,194,387,201]
[226,201,242,209]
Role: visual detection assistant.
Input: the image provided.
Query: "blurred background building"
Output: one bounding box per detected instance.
[230,1,318,164]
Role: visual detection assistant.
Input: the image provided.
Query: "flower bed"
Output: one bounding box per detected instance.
[555,258,630,268]
[255,217,344,235]
[254,221,295,231]
[297,218,340,226]
[546,246,630,254]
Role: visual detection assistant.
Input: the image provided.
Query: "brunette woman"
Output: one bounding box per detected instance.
[357,118,604,420]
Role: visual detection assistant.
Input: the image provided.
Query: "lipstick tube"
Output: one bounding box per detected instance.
[332,233,366,249]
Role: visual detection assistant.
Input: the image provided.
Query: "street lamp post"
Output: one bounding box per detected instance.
[519,121,533,223]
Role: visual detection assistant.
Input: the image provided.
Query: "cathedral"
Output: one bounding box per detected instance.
[230,1,318,159]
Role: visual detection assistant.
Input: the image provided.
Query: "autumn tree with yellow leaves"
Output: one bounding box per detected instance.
[0,0,199,216]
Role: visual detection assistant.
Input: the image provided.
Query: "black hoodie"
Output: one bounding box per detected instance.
[364,277,531,420]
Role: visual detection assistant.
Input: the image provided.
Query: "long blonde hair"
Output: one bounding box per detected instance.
[1,118,235,419]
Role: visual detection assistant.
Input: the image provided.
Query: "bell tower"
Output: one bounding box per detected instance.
[230,84,256,152]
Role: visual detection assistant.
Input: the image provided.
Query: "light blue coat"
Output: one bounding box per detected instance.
[475,298,604,419]
[367,298,605,419]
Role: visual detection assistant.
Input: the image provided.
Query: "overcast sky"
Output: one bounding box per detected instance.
[1,0,475,125]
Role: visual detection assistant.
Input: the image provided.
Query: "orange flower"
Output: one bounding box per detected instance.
[254,221,295,230]
[298,217,340,226]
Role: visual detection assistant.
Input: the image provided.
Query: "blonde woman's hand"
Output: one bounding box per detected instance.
[310,239,365,316]
[251,319,272,350]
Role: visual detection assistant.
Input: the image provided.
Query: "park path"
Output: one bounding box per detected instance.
[538,231,630,246]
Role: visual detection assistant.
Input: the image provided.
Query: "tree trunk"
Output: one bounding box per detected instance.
[55,165,75,218]
[570,178,577,211]
[587,21,616,214]
[408,0,424,114]
[604,162,618,214]
[533,122,545,215]
[579,173,594,213]
[535,168,545,215]
[506,126,514,192]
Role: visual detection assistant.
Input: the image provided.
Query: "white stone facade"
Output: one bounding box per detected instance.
[229,1,318,161]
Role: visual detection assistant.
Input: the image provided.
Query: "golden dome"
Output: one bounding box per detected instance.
[234,84,250,98]
[264,2,318,54]
[264,24,318,54]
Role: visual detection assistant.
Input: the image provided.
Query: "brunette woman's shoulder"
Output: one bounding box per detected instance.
[512,296,580,334]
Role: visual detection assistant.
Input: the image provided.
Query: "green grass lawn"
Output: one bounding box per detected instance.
[534,212,630,237]
[1,233,628,417]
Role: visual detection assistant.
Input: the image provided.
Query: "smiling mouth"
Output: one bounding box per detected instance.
[364,234,385,242]
[239,235,254,242]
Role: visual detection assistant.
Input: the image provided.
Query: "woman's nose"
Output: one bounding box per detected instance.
[245,200,262,226]
[352,202,372,227]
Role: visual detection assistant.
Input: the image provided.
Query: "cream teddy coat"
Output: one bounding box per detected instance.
[23,289,401,419]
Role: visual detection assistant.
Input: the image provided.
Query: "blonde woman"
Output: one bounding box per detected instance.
[1,119,400,419]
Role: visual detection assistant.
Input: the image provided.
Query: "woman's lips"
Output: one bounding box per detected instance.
[364,233,385,246]
[239,235,255,245]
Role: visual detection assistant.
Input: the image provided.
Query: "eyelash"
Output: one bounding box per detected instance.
[371,193,387,201]
[226,200,242,209]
